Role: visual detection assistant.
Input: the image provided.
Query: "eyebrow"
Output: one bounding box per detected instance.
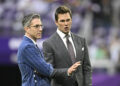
[60,19,71,22]
[32,24,43,26]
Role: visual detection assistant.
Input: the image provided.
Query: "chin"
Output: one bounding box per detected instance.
[64,31,69,34]
[37,36,41,39]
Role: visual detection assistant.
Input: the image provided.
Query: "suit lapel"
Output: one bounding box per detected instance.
[35,45,44,58]
[71,33,83,61]
[23,36,43,58]
[54,33,73,65]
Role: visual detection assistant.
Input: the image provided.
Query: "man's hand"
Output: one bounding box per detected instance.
[67,61,81,76]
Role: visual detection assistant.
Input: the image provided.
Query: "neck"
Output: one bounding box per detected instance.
[25,33,37,42]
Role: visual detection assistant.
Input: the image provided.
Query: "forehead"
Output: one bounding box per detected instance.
[58,13,71,20]
[31,18,42,25]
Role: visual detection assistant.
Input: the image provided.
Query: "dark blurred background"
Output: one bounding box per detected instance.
[0,0,120,86]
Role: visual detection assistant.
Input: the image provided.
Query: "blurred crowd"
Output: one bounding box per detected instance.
[0,0,120,74]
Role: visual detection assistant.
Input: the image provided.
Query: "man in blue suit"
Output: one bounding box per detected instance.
[17,13,80,86]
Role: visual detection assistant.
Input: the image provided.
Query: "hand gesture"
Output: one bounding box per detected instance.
[68,61,81,75]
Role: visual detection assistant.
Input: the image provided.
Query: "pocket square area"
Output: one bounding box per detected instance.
[82,47,84,51]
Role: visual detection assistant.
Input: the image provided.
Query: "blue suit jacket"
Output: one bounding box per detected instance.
[17,36,53,86]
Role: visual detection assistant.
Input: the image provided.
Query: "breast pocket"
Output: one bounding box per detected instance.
[76,46,84,61]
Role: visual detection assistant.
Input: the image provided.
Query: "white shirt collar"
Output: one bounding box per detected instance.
[24,35,37,45]
[57,28,71,39]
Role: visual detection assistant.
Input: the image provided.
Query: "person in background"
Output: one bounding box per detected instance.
[43,5,92,86]
[17,13,80,86]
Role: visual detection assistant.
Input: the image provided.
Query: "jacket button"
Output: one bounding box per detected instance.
[35,80,37,83]
[33,74,35,78]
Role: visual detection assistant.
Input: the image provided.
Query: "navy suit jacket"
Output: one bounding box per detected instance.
[17,36,53,86]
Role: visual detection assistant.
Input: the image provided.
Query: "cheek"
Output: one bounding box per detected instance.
[69,22,72,25]
[30,30,36,36]
[59,24,64,28]
[35,31,38,36]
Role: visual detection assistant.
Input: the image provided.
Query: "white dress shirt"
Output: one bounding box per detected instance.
[57,29,76,57]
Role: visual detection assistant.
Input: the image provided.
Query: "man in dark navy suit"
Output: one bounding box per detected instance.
[17,13,80,86]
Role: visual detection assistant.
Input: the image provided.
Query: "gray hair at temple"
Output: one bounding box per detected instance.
[22,13,41,28]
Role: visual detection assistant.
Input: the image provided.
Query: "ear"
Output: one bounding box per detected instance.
[55,21,58,26]
[24,27,29,32]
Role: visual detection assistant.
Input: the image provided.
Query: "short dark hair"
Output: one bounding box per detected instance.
[22,13,40,27]
[55,5,72,21]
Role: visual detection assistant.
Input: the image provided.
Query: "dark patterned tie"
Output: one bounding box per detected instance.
[66,34,76,64]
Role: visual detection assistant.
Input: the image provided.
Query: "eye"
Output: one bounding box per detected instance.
[30,24,43,29]
[60,20,65,22]
[66,19,70,22]
[35,25,40,28]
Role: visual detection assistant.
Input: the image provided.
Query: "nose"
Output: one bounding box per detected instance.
[40,25,44,30]
[38,28,43,32]
[64,21,68,25]
[39,25,44,30]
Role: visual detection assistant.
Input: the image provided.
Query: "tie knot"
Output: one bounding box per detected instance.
[65,34,70,39]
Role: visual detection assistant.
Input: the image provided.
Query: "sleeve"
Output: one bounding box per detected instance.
[22,44,53,77]
[83,38,92,86]
[43,41,69,79]
[43,41,54,66]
